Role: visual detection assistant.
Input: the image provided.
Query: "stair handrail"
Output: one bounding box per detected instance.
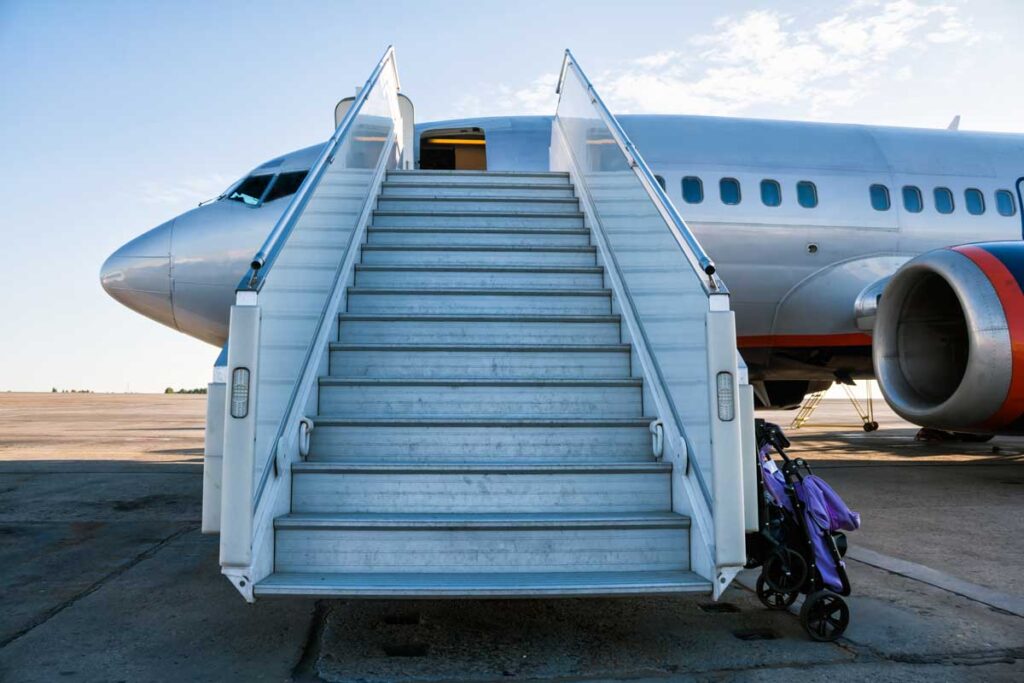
[251,48,403,511]
[553,50,749,587]
[555,49,724,293]
[238,45,401,294]
[220,46,406,597]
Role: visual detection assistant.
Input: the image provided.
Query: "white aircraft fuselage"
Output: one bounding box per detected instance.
[101,114,1024,426]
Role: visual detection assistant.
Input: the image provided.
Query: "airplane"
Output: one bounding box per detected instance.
[101,111,1024,437]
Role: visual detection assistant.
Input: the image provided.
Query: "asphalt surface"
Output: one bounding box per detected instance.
[1,393,1023,682]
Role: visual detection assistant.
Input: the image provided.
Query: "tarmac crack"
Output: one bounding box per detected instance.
[838,640,1024,668]
[291,599,332,682]
[0,523,196,650]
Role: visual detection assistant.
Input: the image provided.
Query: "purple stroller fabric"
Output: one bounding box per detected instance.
[758,445,791,512]
[794,476,860,591]
[759,446,861,592]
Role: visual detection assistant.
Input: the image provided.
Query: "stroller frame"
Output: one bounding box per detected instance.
[746,419,853,641]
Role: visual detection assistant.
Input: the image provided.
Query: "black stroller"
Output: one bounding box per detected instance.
[745,419,860,641]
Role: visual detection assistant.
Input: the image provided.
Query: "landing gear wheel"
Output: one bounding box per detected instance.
[762,548,807,594]
[756,574,798,610]
[862,421,879,432]
[800,590,849,642]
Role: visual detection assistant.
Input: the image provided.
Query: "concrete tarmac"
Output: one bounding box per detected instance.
[1,393,1023,681]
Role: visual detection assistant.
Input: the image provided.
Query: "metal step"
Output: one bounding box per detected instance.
[353,264,604,290]
[307,417,654,461]
[372,210,584,228]
[317,377,643,419]
[366,226,591,247]
[381,182,576,198]
[387,170,571,186]
[345,287,611,315]
[272,243,347,267]
[377,196,580,214]
[337,313,623,345]
[290,461,671,513]
[272,511,690,574]
[255,569,711,597]
[328,342,631,379]
[360,244,597,267]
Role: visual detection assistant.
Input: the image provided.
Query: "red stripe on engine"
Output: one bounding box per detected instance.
[737,333,873,349]
[952,245,1024,429]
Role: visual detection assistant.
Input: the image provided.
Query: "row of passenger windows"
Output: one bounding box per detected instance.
[672,176,821,208]
[653,174,1018,217]
[869,184,1016,216]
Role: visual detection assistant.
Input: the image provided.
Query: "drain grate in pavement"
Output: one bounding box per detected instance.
[732,628,779,641]
[382,642,429,657]
[383,612,422,625]
[698,602,740,613]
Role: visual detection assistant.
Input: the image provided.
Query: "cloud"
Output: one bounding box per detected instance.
[138,173,232,206]
[455,1,981,121]
[595,0,981,118]
[451,73,560,118]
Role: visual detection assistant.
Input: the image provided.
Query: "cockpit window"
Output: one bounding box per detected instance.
[264,171,309,203]
[227,175,273,206]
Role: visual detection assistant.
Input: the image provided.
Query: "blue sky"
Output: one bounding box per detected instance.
[0,0,1021,392]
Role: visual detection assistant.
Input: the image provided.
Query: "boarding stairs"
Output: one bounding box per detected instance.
[260,169,706,596]
[207,47,754,602]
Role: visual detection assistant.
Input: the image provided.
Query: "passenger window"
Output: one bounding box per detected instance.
[869,184,890,211]
[227,175,273,206]
[796,181,817,208]
[996,190,1017,217]
[720,178,741,205]
[902,186,923,213]
[682,176,704,204]
[965,188,985,215]
[655,175,666,191]
[934,187,954,214]
[760,179,781,207]
[264,171,309,203]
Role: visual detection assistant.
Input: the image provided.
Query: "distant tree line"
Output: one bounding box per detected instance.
[164,387,208,394]
[51,388,93,393]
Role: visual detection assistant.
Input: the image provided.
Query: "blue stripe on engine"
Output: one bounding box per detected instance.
[974,242,1024,293]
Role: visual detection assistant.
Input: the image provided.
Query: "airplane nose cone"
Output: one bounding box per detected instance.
[100,219,177,329]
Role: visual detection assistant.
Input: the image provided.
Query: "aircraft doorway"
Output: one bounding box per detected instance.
[419,128,487,170]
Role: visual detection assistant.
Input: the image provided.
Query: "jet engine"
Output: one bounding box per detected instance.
[873,242,1024,434]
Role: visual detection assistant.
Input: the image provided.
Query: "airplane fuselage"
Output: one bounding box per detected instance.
[101,114,1024,405]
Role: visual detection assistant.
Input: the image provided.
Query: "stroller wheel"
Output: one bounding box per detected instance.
[862,421,879,432]
[800,590,850,642]
[763,548,807,593]
[756,575,798,610]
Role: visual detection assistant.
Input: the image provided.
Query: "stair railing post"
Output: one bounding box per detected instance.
[219,294,261,576]
[201,349,228,534]
[705,299,747,596]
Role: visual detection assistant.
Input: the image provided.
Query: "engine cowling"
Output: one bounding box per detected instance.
[873,241,1024,434]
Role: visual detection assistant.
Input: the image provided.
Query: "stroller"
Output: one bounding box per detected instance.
[746,419,861,641]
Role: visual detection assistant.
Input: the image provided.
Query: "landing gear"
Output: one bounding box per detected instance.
[756,574,798,610]
[790,380,878,432]
[799,590,850,642]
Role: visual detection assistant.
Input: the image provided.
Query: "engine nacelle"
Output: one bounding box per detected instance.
[874,242,1024,434]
